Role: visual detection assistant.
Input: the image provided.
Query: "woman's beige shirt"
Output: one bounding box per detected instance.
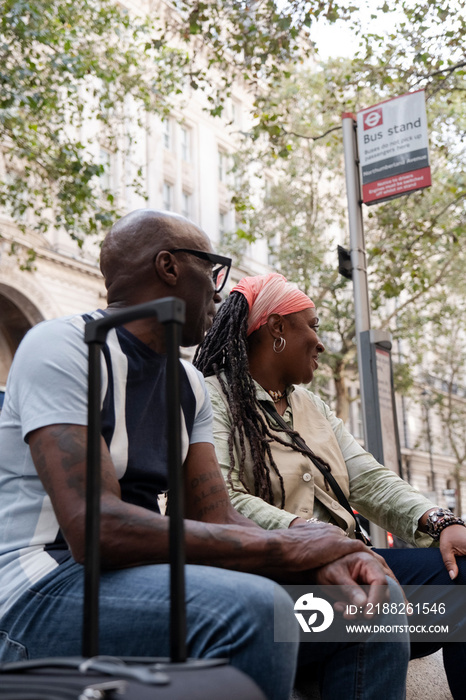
[205,374,436,547]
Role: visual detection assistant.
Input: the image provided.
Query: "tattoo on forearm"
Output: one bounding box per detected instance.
[195,499,230,520]
[190,470,220,489]
[192,482,225,505]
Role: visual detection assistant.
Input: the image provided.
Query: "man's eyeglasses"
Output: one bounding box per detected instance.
[168,248,232,294]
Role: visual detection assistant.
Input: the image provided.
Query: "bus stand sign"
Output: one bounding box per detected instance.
[357,90,431,205]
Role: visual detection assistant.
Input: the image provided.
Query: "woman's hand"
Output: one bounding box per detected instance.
[439,524,466,579]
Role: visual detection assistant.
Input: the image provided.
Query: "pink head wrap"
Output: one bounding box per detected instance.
[231,273,314,336]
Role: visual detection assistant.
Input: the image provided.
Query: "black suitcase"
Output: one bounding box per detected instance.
[0,299,266,700]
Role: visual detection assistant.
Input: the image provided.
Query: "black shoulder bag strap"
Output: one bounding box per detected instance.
[259,400,370,545]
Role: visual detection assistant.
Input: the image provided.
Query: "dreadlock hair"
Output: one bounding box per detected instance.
[194,291,334,509]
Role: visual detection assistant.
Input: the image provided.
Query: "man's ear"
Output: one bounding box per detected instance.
[266,313,285,338]
[154,250,178,287]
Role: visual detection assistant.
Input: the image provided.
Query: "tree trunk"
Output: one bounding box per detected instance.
[334,361,350,423]
[455,464,464,516]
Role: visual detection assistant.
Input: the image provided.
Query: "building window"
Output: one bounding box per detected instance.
[231,99,242,127]
[3,171,27,220]
[268,233,279,266]
[351,394,364,439]
[163,119,171,150]
[219,212,226,239]
[218,150,227,182]
[181,127,190,162]
[99,148,112,191]
[264,178,272,199]
[163,182,172,211]
[182,191,191,219]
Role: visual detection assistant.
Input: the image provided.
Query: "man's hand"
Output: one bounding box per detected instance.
[288,522,410,611]
[266,521,369,579]
[439,525,466,580]
[315,551,392,618]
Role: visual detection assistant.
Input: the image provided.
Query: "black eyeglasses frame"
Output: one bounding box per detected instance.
[168,248,232,294]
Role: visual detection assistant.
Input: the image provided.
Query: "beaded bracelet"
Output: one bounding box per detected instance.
[425,508,465,541]
[306,517,350,536]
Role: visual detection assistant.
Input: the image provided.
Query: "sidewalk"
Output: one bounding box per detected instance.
[291,650,452,700]
[405,652,451,700]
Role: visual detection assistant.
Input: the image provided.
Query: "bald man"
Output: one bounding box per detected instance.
[0,210,409,700]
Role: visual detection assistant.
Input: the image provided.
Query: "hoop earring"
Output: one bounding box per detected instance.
[273,337,286,354]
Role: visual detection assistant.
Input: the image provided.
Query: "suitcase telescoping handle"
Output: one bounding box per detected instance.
[83,298,186,661]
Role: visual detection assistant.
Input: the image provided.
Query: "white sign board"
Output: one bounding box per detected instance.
[357,90,431,205]
[375,347,399,474]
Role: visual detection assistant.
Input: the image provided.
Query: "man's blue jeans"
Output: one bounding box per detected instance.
[0,560,298,700]
[0,559,409,700]
[297,577,410,700]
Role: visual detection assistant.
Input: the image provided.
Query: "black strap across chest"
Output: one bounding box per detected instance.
[259,399,369,543]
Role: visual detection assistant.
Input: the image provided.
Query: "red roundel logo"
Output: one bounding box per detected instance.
[363,108,383,130]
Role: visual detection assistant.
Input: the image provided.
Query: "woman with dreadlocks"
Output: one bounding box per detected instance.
[194,272,466,700]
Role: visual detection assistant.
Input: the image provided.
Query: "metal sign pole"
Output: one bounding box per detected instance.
[342,113,388,548]
[342,114,371,440]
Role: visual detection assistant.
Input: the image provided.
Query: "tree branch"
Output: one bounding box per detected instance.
[430,191,466,228]
[380,254,454,329]
[413,60,466,90]
[284,124,342,142]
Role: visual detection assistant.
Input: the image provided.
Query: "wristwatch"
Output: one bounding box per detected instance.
[425,508,465,541]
